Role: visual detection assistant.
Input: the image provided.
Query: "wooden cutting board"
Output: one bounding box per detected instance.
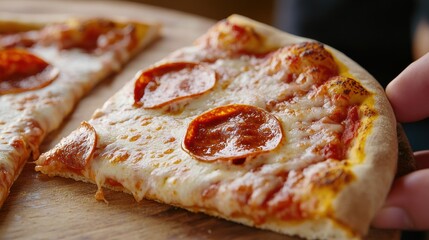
[0,1,400,239]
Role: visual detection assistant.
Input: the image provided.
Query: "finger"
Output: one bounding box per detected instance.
[372,169,429,230]
[414,150,429,169]
[385,52,429,122]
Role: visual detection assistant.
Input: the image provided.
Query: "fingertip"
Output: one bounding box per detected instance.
[385,79,406,122]
[372,169,429,230]
[414,150,429,169]
[385,53,429,122]
[372,207,413,229]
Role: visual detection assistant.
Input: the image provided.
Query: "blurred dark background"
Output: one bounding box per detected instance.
[128,0,275,24]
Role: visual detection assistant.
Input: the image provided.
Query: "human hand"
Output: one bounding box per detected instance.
[372,53,429,230]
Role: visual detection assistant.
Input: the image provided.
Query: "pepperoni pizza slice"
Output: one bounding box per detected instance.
[0,15,160,207]
[35,15,397,240]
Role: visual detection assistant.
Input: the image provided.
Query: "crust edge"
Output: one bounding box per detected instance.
[226,14,398,237]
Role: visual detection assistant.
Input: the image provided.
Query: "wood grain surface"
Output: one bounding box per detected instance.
[0,1,400,239]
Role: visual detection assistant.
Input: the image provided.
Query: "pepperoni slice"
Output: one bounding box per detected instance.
[0,49,59,94]
[183,104,283,162]
[134,62,216,108]
[45,121,97,171]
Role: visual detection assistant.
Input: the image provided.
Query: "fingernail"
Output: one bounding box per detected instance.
[373,207,413,229]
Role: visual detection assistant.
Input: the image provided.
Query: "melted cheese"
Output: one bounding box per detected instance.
[38,40,372,215]
[0,18,159,206]
[36,20,379,240]
[0,46,113,200]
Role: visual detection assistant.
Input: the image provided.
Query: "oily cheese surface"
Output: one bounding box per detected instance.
[0,45,111,206]
[0,13,160,207]
[0,1,400,240]
[37,17,393,238]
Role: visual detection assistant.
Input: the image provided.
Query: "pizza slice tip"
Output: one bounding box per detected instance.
[0,14,161,207]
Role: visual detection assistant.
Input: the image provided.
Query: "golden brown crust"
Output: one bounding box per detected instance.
[34,14,397,240]
[0,13,161,57]
[326,33,397,237]
[225,14,398,238]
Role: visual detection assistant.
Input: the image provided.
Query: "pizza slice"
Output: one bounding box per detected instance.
[0,14,160,207]
[35,15,397,240]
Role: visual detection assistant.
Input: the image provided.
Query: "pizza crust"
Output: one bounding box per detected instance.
[0,14,160,207]
[34,14,398,240]
[40,165,357,240]
[328,43,397,235]
[226,14,398,237]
